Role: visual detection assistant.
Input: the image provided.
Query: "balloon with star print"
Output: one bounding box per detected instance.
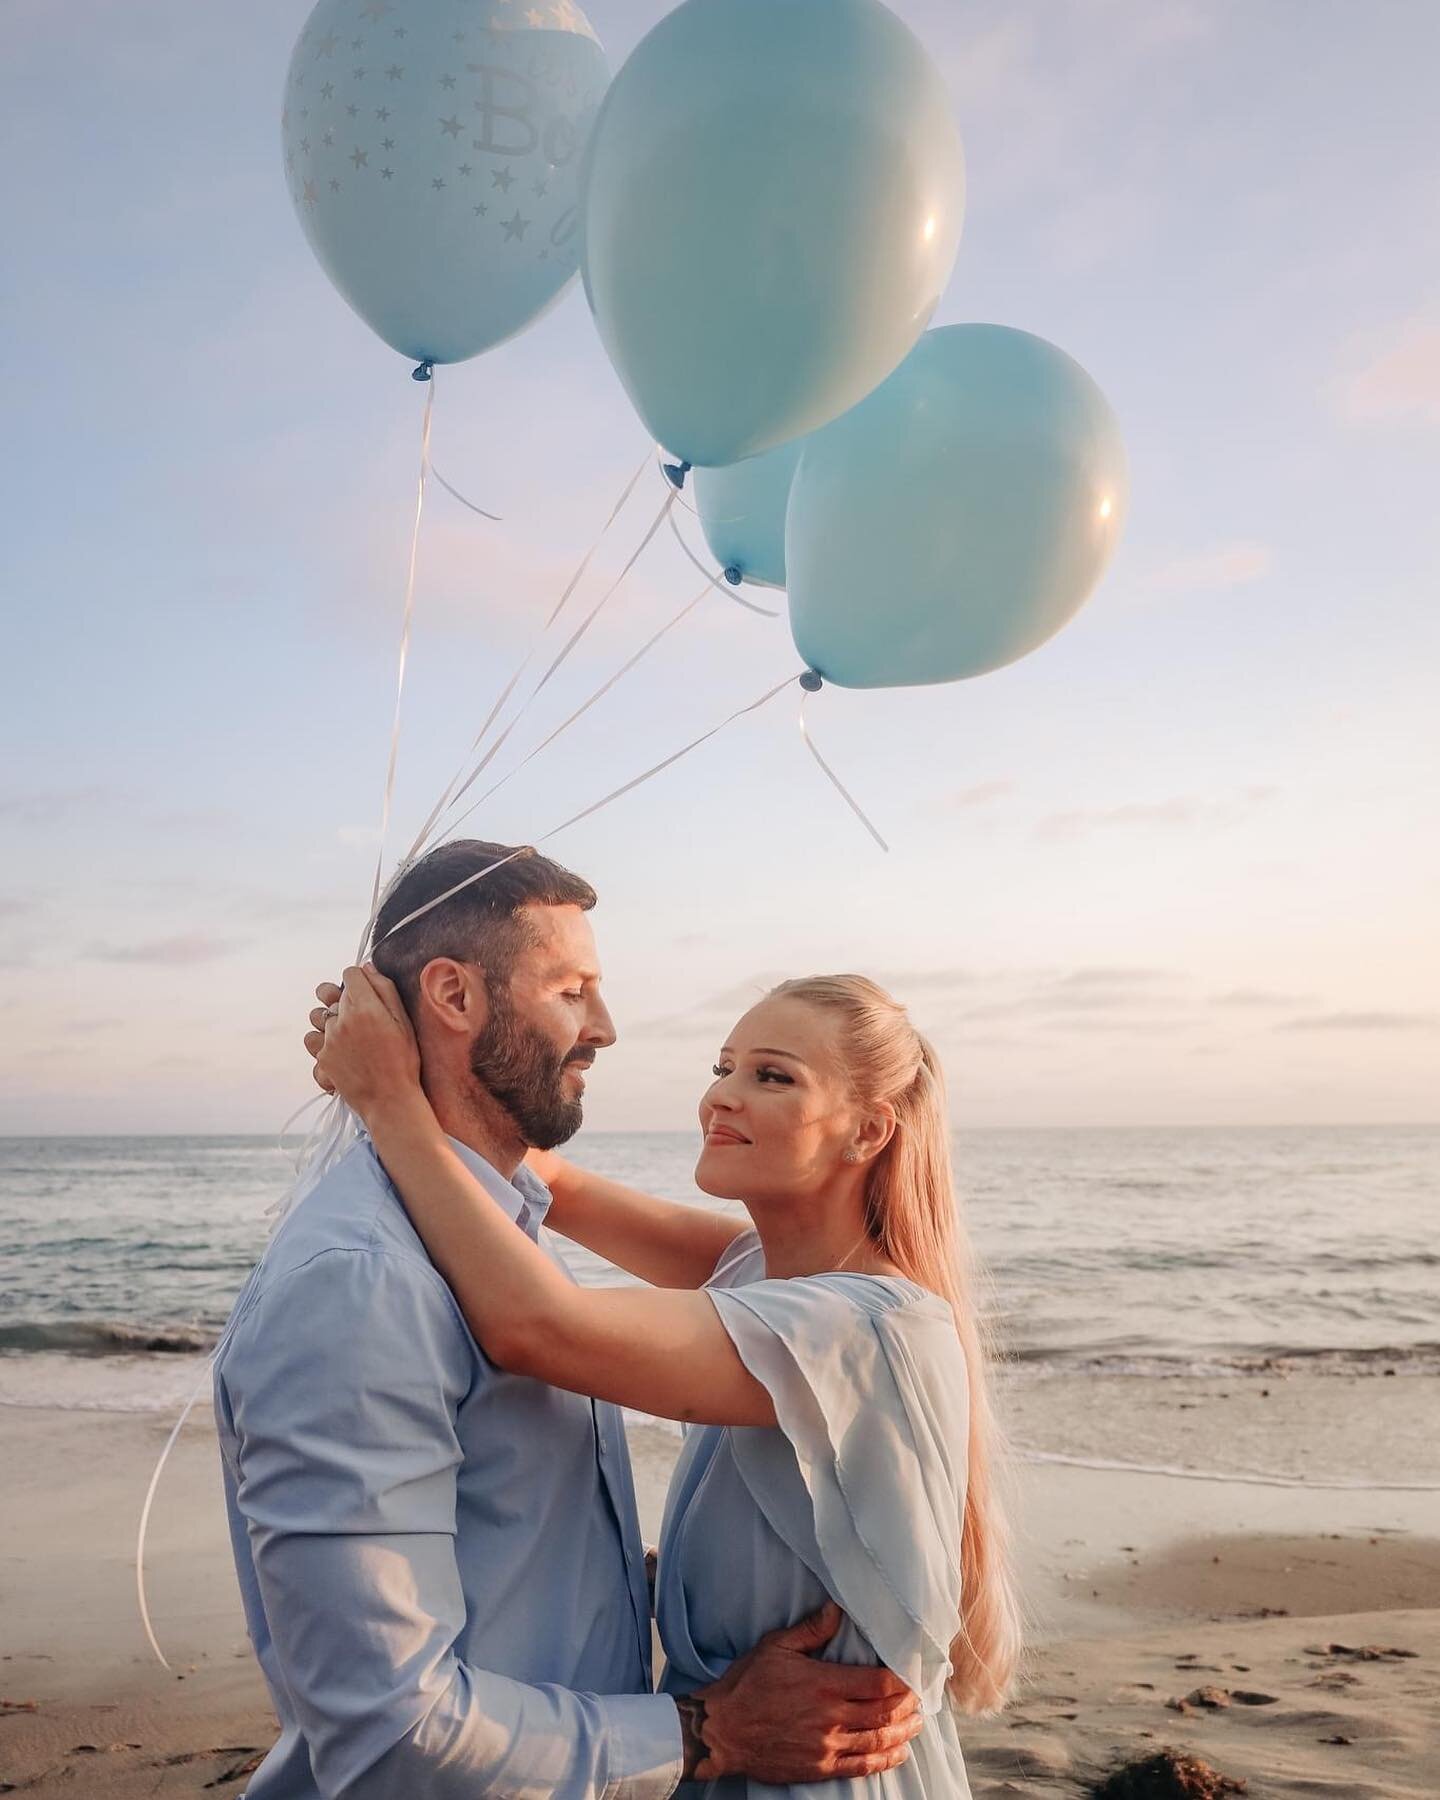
[283,0,609,365]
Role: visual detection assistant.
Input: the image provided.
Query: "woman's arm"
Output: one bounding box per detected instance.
[373,1100,775,1426]
[527,1151,747,1290]
[319,968,776,1429]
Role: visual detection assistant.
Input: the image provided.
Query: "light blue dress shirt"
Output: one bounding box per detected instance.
[215,1137,683,1800]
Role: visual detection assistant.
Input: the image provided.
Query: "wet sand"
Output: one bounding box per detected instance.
[2,1374,1437,1796]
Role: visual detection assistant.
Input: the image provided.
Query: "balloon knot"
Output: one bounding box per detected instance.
[412,360,434,382]
[662,459,692,491]
[723,566,742,587]
[799,670,824,693]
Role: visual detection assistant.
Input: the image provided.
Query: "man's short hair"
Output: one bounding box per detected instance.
[370,840,596,1015]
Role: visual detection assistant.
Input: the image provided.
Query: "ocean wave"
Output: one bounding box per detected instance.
[4,1317,1435,1382]
[1006,1340,1440,1378]
[0,1385,211,1415]
[0,1319,220,1357]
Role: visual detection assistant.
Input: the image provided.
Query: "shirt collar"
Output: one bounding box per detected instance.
[445,1135,554,1235]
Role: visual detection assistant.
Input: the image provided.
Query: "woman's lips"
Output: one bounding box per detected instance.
[705,1126,750,1147]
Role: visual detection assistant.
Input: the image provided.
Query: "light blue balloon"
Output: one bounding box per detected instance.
[785,325,1128,689]
[581,0,964,467]
[283,0,609,365]
[693,440,806,590]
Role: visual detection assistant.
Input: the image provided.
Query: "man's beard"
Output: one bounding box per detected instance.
[468,986,589,1150]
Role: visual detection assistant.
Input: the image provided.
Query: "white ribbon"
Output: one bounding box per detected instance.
[443,578,715,835]
[666,511,780,617]
[410,487,679,860]
[430,463,502,522]
[375,670,803,943]
[362,376,434,938]
[536,670,800,836]
[396,452,652,885]
[136,1359,215,1671]
[798,686,889,853]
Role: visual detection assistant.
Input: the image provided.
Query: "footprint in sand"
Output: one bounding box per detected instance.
[1304,1640,1419,1662]
[1167,1684,1278,1712]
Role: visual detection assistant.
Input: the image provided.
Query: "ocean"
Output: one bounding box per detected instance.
[1,1126,1435,1423]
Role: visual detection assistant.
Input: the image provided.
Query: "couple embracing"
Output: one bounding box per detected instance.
[215,838,1019,1798]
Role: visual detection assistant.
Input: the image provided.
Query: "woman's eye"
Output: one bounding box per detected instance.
[710,1061,791,1083]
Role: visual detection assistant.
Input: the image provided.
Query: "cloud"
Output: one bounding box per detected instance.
[1045,1015,1195,1035]
[1035,788,1275,841]
[1277,1011,1439,1033]
[1151,542,1272,593]
[83,934,246,966]
[0,898,38,919]
[0,786,109,825]
[1332,316,1440,427]
[148,804,242,832]
[935,0,1211,209]
[1046,182,1156,276]
[945,781,1015,812]
[114,876,357,926]
[628,974,787,1040]
[1051,967,1170,990]
[1212,987,1313,1009]
[873,969,981,995]
[958,968,1189,1024]
[403,492,677,643]
[628,969,982,1040]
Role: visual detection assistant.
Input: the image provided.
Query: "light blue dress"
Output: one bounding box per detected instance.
[656,1231,974,1798]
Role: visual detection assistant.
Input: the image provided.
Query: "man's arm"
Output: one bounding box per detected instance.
[221,1246,682,1800]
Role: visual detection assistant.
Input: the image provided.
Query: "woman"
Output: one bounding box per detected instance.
[311,967,1019,1796]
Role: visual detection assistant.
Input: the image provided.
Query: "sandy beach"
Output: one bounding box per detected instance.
[2,1372,1437,1797]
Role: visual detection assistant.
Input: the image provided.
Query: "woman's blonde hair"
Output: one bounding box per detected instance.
[768,974,1021,1714]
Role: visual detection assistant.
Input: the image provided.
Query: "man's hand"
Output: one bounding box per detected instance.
[686,1603,923,1784]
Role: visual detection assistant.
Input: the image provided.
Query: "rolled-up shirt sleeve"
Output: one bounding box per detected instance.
[219,1246,682,1800]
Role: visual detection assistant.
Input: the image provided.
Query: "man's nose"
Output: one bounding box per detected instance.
[583,993,617,1049]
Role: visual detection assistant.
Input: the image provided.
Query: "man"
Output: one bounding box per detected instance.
[216,838,919,1798]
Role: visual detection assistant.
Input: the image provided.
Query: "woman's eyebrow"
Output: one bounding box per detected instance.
[747,1047,807,1063]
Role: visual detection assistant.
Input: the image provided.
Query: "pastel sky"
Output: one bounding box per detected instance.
[3,0,1438,1135]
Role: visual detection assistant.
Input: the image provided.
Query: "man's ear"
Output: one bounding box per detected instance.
[416,958,489,1038]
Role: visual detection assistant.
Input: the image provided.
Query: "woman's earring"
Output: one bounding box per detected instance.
[842,1148,861,1165]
